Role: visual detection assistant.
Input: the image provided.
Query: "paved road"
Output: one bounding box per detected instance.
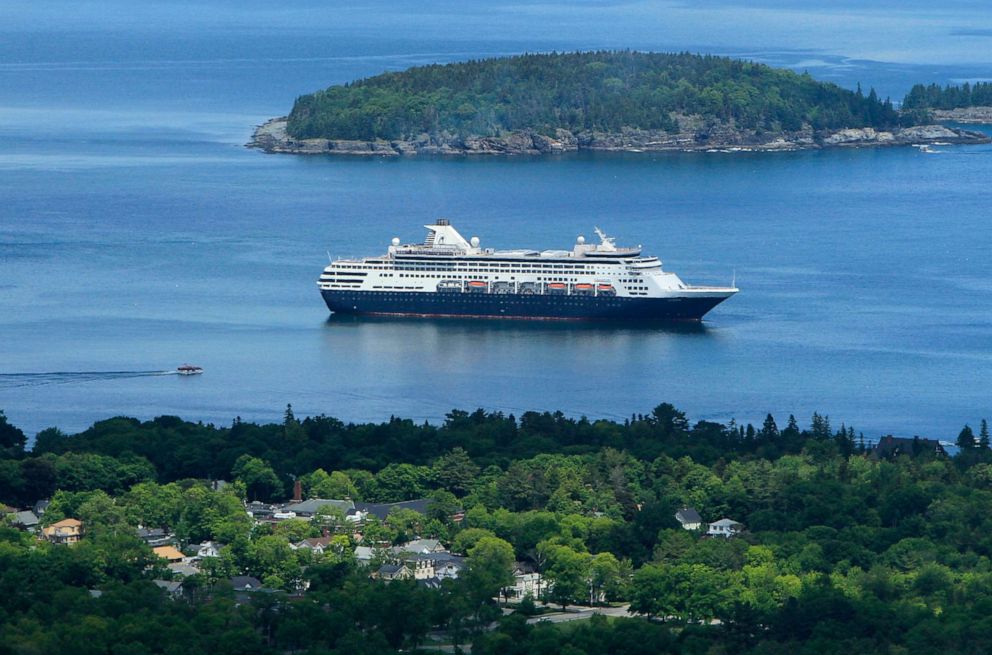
[525,604,634,624]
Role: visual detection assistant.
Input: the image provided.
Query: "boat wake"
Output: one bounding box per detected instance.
[0,370,177,389]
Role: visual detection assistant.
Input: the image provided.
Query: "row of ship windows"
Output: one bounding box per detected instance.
[335,265,621,273]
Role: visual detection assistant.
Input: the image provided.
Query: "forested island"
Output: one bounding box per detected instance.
[249,51,989,156]
[903,81,992,124]
[4,404,992,653]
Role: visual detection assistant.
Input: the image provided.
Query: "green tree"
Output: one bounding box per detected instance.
[432,447,481,496]
[301,468,358,499]
[979,419,990,449]
[630,562,735,622]
[0,411,26,457]
[464,536,516,610]
[957,425,976,450]
[231,455,283,502]
[540,542,591,609]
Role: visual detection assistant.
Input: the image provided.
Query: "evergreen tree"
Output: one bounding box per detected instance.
[957,425,976,450]
[980,419,990,450]
[759,414,779,440]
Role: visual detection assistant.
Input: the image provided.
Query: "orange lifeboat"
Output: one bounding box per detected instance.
[467,281,487,288]
[575,283,593,290]
[547,282,567,290]
[597,284,614,291]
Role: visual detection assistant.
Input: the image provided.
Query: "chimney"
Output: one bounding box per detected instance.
[292,479,302,503]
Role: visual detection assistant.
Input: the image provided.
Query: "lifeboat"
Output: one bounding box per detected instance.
[575,283,593,290]
[597,284,614,291]
[547,282,567,290]
[467,281,487,288]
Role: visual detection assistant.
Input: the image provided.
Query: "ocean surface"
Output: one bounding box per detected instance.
[2,1,992,441]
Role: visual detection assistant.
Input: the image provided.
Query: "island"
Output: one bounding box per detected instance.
[903,81,992,124]
[249,51,990,156]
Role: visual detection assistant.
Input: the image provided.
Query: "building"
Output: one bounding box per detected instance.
[42,518,82,545]
[675,507,703,531]
[293,536,335,555]
[137,527,176,547]
[707,518,744,538]
[390,538,446,555]
[187,541,221,559]
[10,510,39,532]
[872,435,948,460]
[153,579,185,599]
[506,562,543,600]
[375,563,414,581]
[281,498,356,519]
[152,545,186,563]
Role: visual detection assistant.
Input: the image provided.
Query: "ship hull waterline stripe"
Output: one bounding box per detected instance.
[320,290,731,321]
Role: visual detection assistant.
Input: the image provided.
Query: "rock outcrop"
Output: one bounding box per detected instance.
[930,106,992,124]
[247,117,990,157]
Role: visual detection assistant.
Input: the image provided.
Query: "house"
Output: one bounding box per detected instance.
[707,518,744,538]
[11,510,39,532]
[390,538,445,555]
[400,552,466,580]
[354,546,376,564]
[376,563,414,581]
[187,541,221,559]
[137,527,176,547]
[167,562,201,577]
[872,435,948,460]
[675,507,703,531]
[152,545,186,563]
[506,562,543,600]
[293,536,335,555]
[281,498,355,519]
[42,518,82,545]
[245,501,276,521]
[33,500,50,517]
[153,579,185,599]
[230,576,264,592]
[417,577,443,590]
[352,499,433,522]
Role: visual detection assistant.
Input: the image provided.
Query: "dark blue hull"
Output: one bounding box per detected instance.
[321,289,730,321]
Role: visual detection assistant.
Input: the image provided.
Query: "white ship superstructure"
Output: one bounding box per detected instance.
[318,220,737,320]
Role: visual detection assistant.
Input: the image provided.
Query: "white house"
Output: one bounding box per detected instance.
[707,518,744,538]
[675,507,703,531]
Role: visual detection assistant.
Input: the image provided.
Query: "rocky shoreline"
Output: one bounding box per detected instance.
[247,116,990,157]
[930,106,992,124]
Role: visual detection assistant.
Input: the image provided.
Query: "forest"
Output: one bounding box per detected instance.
[286,51,902,141]
[3,405,992,654]
[902,81,992,110]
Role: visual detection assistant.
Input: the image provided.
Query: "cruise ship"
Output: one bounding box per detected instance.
[318,220,737,321]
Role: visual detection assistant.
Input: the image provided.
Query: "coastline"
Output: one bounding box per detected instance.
[247,116,990,157]
[931,106,992,123]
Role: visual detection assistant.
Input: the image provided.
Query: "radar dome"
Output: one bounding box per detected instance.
[391,237,400,246]
[577,235,586,244]
[470,236,480,248]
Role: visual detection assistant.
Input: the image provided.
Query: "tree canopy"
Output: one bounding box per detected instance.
[287,51,900,141]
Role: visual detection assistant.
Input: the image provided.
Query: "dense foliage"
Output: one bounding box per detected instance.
[4,406,992,654]
[903,81,992,110]
[287,51,900,141]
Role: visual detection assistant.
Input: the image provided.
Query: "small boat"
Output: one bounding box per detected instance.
[467,280,487,288]
[574,283,593,290]
[548,282,567,289]
[177,364,203,376]
[597,284,614,291]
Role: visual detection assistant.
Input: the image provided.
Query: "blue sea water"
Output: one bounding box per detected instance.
[1,1,992,440]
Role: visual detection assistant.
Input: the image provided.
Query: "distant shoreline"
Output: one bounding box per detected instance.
[931,106,992,124]
[247,116,990,157]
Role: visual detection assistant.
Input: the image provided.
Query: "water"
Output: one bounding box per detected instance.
[2,1,992,440]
